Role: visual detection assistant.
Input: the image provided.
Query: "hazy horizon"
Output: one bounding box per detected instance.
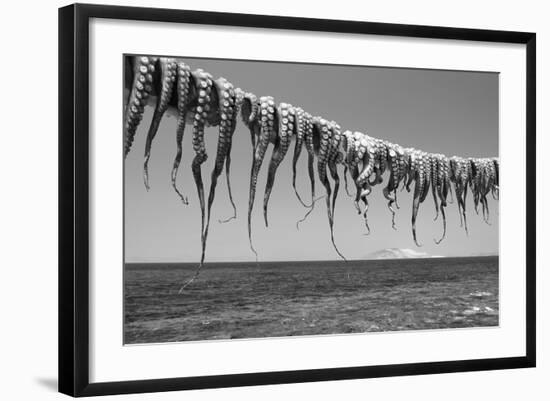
[125,250,499,264]
[124,56,499,263]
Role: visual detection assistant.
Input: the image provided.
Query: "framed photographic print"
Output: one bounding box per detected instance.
[58,3,536,397]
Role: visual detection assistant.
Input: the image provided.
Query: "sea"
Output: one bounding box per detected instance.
[124,256,498,344]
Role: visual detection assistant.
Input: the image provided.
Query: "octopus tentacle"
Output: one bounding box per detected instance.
[235,91,260,241]
[382,176,396,228]
[328,159,345,260]
[478,159,485,216]
[450,156,469,233]
[296,112,318,227]
[411,183,422,246]
[396,145,408,209]
[434,202,447,244]
[171,61,192,204]
[454,159,465,228]
[291,107,312,207]
[316,118,333,229]
[480,159,493,224]
[360,191,371,235]
[368,138,388,186]
[345,131,372,231]
[304,113,316,203]
[486,160,493,222]
[190,71,213,269]
[178,70,215,292]
[353,132,375,233]
[383,144,402,229]
[443,156,453,206]
[219,87,244,224]
[420,152,432,204]
[410,150,425,247]
[343,166,354,197]
[434,158,449,245]
[218,140,238,223]
[404,148,417,192]
[492,157,500,200]
[479,159,490,222]
[342,132,357,200]
[246,122,262,258]
[247,96,276,257]
[356,134,376,190]
[342,131,359,201]
[470,158,481,215]
[336,152,353,201]
[489,158,498,201]
[316,118,346,259]
[447,183,455,204]
[263,103,295,226]
[124,56,157,157]
[382,176,397,230]
[431,154,440,221]
[327,123,343,225]
[202,78,237,268]
[295,195,325,229]
[434,155,449,244]
[143,58,177,190]
[461,159,470,234]
[239,92,259,209]
[449,158,460,224]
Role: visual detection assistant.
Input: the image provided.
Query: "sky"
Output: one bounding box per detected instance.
[124,56,499,263]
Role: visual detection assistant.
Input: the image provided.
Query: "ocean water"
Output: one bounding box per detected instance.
[124,256,498,344]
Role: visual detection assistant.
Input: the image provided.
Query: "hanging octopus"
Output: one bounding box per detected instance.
[326,121,345,259]
[314,118,347,259]
[218,86,244,223]
[263,102,296,227]
[124,56,158,157]
[295,110,320,228]
[170,61,192,204]
[450,156,470,233]
[246,95,277,258]
[383,142,407,229]
[291,107,315,209]
[492,157,500,200]
[202,77,239,269]
[143,57,177,191]
[123,55,500,286]
[355,132,377,233]
[431,154,451,244]
[410,150,427,247]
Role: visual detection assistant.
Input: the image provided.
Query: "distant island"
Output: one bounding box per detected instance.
[364,248,445,260]
[127,249,498,265]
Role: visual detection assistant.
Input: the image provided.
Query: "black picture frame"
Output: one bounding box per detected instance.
[58,3,536,397]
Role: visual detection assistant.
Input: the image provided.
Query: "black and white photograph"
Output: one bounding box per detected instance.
[123,56,499,345]
[50,2,537,398]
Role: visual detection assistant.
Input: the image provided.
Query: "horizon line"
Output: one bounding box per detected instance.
[125,254,499,264]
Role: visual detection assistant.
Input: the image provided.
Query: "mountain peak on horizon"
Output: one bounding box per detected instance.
[365,248,442,260]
